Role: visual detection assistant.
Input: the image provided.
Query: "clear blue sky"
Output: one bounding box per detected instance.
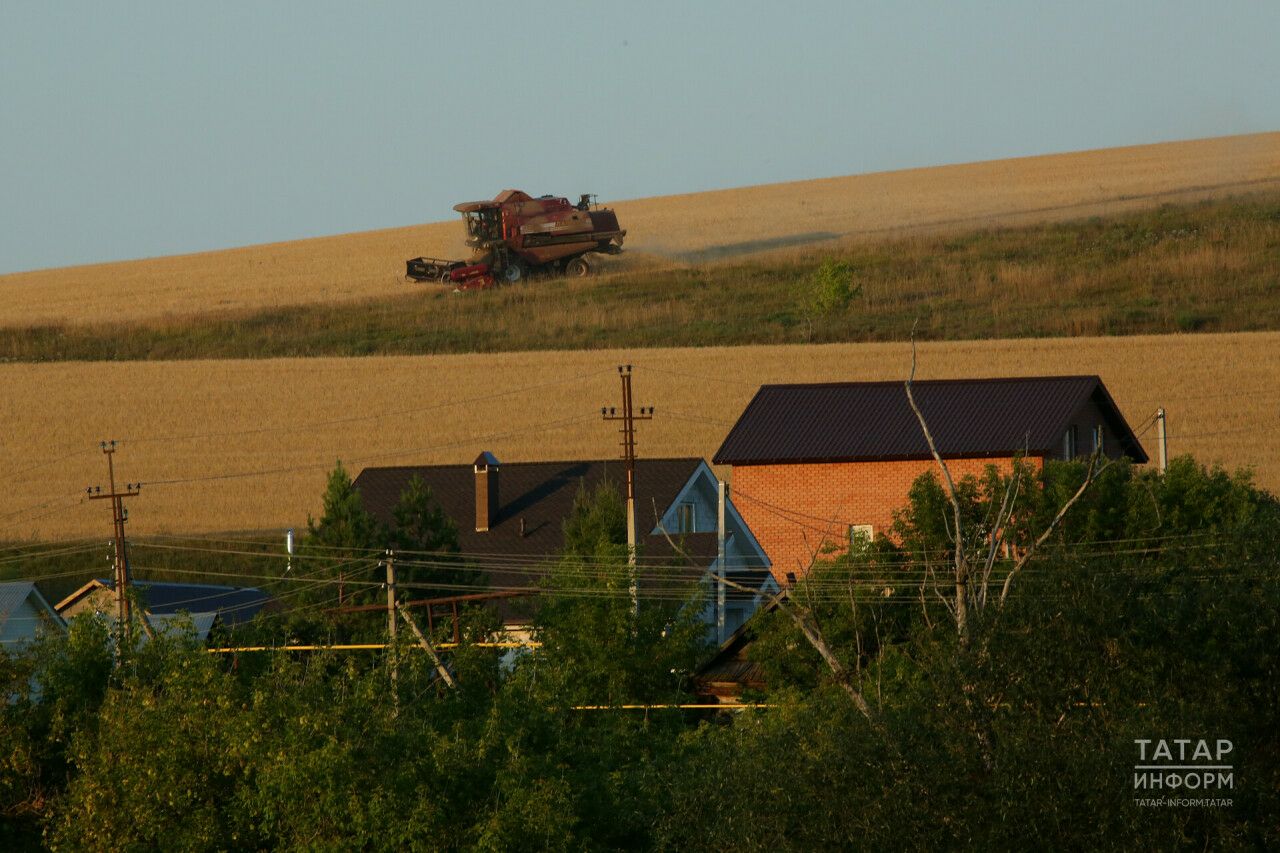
[2,1,1277,274]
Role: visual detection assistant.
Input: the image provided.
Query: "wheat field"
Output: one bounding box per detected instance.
[3,332,1276,541]
[2,132,1276,328]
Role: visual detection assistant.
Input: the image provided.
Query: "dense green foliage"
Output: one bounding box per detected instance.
[801,258,859,341]
[4,193,1280,361]
[2,457,1277,849]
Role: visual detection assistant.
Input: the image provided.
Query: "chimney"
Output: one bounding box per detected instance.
[473,451,500,532]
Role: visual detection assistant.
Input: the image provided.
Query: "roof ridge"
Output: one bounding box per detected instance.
[356,456,704,474]
[757,375,1101,391]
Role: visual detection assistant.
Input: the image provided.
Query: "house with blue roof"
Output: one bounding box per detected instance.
[0,582,64,649]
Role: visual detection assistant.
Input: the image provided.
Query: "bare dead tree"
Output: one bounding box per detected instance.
[904,323,1110,644]
[904,325,971,644]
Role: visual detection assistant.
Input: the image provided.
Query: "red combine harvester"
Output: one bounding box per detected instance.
[406,190,626,290]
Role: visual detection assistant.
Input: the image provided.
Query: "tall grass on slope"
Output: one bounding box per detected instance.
[3,193,1280,362]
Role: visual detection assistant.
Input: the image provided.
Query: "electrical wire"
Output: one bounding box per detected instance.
[1,447,97,482]
[116,367,615,446]
[0,495,87,533]
[137,414,594,488]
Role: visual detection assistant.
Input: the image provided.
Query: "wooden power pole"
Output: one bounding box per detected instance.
[602,365,653,614]
[86,441,141,647]
[602,365,654,562]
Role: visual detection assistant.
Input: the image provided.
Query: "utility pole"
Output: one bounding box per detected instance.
[385,549,398,709]
[86,441,141,648]
[1155,407,1168,474]
[717,479,728,645]
[602,365,654,613]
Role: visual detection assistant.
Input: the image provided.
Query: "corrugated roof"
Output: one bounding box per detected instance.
[95,580,268,626]
[149,611,218,642]
[0,581,63,642]
[0,582,39,620]
[713,376,1147,465]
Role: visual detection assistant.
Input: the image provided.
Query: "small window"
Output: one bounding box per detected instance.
[1092,424,1105,455]
[1063,425,1079,460]
[848,524,874,546]
[676,502,696,533]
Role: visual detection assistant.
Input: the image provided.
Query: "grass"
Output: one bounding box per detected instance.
[3,193,1280,361]
[2,131,1276,329]
[2,332,1278,540]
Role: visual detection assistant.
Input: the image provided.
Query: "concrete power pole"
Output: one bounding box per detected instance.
[602,365,653,613]
[1156,407,1168,474]
[717,479,727,645]
[87,441,141,650]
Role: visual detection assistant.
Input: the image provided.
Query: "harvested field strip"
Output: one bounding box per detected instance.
[2,332,1277,540]
[1,132,1276,327]
[5,192,1280,361]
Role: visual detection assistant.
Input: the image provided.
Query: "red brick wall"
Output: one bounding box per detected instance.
[731,457,1037,584]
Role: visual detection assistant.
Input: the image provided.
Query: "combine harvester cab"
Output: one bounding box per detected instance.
[406,190,625,290]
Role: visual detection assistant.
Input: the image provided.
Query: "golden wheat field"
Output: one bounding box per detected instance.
[2,132,1277,328]
[3,332,1277,540]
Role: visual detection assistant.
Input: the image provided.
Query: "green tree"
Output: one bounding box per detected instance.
[560,479,626,558]
[304,460,386,608]
[388,475,479,597]
[49,629,252,851]
[306,460,386,554]
[802,258,860,342]
[391,475,459,555]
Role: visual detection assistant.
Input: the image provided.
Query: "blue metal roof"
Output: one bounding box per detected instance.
[96,579,268,626]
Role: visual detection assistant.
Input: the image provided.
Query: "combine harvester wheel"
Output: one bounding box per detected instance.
[502,261,527,284]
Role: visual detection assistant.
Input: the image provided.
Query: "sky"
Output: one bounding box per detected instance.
[2,1,1278,274]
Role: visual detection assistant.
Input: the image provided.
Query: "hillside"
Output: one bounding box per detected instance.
[4,192,1279,361]
[3,332,1277,540]
[1,132,1276,329]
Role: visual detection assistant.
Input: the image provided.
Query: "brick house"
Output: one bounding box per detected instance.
[353,454,775,641]
[713,376,1148,582]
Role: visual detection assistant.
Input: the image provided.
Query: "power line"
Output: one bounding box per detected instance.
[137,414,595,488]
[117,367,615,447]
[2,447,97,482]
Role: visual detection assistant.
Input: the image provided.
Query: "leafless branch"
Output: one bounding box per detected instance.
[978,456,1024,609]
[906,321,970,644]
[997,452,1112,606]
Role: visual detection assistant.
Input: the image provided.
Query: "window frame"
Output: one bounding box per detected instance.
[675,501,696,534]
[848,524,875,546]
[1064,425,1079,460]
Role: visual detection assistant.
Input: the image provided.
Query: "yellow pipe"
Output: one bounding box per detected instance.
[206,641,541,653]
[570,703,772,710]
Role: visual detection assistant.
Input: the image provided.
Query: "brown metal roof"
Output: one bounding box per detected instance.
[713,376,1147,465]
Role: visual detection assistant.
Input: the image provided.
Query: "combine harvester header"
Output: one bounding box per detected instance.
[406,190,626,290]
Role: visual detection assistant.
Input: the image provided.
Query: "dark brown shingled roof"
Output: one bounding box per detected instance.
[354,458,770,615]
[713,376,1147,465]
[355,457,702,556]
